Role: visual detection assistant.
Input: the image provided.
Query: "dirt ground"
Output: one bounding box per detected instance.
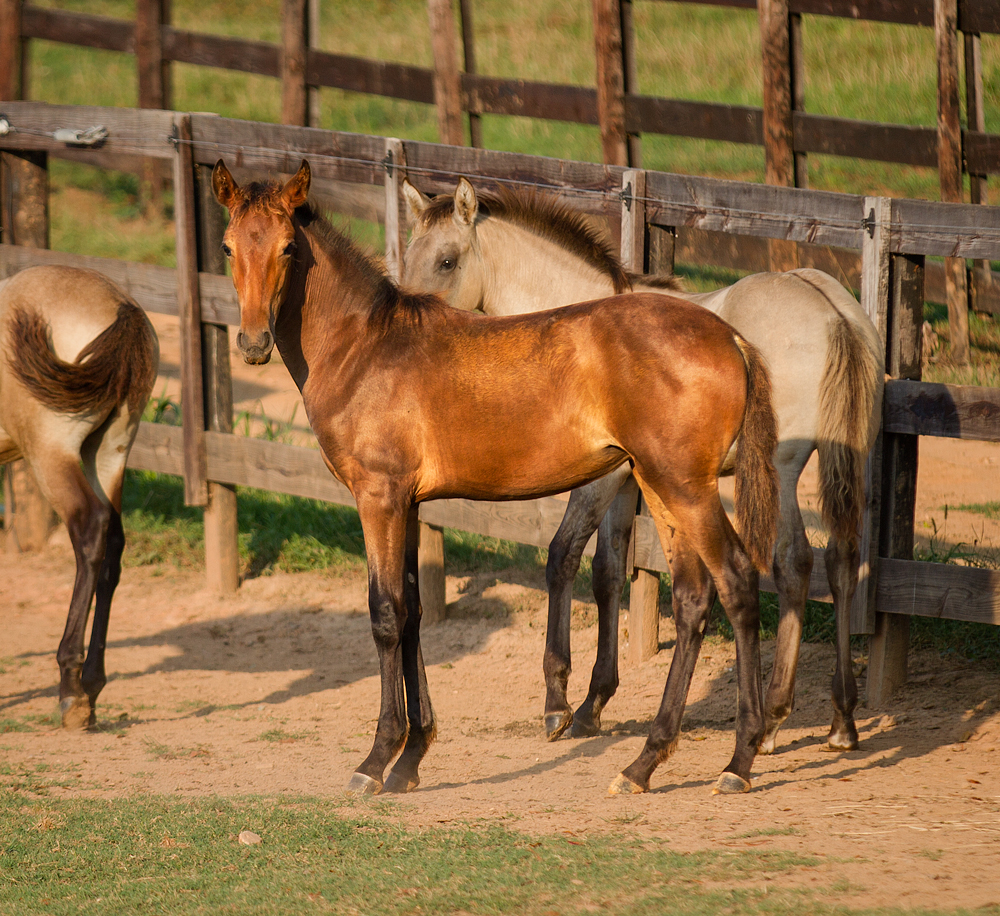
[2,314,999,912]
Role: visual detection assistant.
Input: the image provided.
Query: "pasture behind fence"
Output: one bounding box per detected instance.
[0,100,998,708]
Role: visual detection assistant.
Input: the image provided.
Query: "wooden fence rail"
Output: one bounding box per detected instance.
[1,101,999,707]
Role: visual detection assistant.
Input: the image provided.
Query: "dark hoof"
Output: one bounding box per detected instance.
[60,696,93,731]
[568,718,600,739]
[825,730,859,752]
[608,772,646,795]
[346,772,382,795]
[712,772,751,795]
[544,710,573,742]
[383,771,419,794]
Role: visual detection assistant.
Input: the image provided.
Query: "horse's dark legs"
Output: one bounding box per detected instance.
[570,474,640,738]
[610,482,763,795]
[608,536,715,793]
[543,465,632,740]
[760,453,813,753]
[384,509,437,793]
[80,508,125,719]
[349,500,413,795]
[55,474,110,730]
[825,533,860,750]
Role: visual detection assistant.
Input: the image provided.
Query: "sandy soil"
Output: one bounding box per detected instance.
[2,313,999,912]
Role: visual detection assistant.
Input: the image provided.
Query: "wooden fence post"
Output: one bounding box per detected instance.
[593,0,629,167]
[196,161,240,594]
[383,137,446,622]
[867,253,924,706]
[282,0,309,126]
[851,196,890,639]
[0,0,24,102]
[427,0,465,147]
[1,146,57,553]
[965,31,992,313]
[457,0,482,148]
[136,0,171,213]
[935,0,969,364]
[758,0,799,271]
[171,114,208,509]
[621,169,658,663]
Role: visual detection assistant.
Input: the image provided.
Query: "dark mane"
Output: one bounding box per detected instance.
[419,186,682,294]
[296,201,437,332]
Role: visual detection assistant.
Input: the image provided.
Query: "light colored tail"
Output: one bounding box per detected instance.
[733,337,780,574]
[816,317,884,543]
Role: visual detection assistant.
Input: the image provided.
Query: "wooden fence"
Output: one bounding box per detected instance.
[1,101,999,707]
[0,0,998,337]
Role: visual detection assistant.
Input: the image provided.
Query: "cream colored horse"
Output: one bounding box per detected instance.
[403,177,884,755]
[0,265,159,729]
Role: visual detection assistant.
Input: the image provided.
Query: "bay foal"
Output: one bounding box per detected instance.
[213,159,779,795]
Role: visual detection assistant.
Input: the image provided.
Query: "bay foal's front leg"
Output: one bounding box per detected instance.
[349,500,434,794]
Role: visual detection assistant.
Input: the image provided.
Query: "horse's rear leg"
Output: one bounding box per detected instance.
[571,473,640,738]
[609,533,715,794]
[760,451,813,754]
[384,509,437,793]
[825,533,860,750]
[80,508,124,713]
[47,462,111,730]
[543,465,631,740]
[610,481,763,795]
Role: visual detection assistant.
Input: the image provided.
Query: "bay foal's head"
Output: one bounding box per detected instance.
[212,158,311,364]
[402,176,486,312]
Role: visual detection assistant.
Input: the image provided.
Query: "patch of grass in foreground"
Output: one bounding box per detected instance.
[0,792,849,916]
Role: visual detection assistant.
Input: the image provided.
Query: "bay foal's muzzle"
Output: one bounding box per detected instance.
[236,327,274,365]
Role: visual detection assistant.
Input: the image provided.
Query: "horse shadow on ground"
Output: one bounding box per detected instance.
[4,566,995,791]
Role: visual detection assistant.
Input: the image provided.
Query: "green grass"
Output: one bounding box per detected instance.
[0,791,836,916]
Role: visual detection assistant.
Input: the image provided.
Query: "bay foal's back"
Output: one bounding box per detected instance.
[0,266,159,728]
[213,158,778,795]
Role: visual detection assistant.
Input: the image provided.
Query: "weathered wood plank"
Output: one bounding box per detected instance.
[628,96,761,144]
[131,422,186,477]
[0,101,176,160]
[793,112,938,167]
[876,557,1000,625]
[883,380,1000,441]
[164,28,279,77]
[308,50,434,104]
[20,5,133,53]
[427,0,466,147]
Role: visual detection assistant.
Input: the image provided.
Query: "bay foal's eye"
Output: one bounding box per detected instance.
[221,242,233,258]
[283,241,297,258]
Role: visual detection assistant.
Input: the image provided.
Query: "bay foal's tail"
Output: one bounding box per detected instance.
[10,301,158,418]
[816,316,884,543]
[732,336,780,574]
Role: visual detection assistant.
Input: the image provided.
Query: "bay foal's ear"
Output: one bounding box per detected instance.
[402,178,431,220]
[282,159,311,212]
[453,177,478,227]
[212,159,239,209]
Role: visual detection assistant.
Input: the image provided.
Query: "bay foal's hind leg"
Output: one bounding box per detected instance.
[384,508,437,793]
[543,465,632,740]
[348,499,413,795]
[570,473,640,738]
[825,533,861,750]
[760,446,814,754]
[608,533,715,795]
[610,482,764,796]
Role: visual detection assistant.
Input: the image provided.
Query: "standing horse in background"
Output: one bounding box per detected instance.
[403,177,884,755]
[0,266,159,728]
[213,158,779,796]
